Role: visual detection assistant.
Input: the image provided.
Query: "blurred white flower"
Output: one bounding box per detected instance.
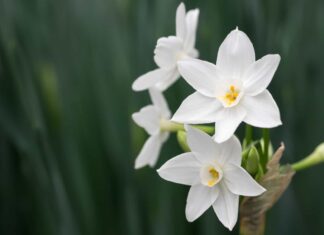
[172,28,282,142]
[132,89,171,169]
[157,126,265,230]
[132,2,199,92]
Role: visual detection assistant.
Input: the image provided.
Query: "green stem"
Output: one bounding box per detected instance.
[193,125,215,135]
[260,129,270,171]
[160,119,184,132]
[245,125,253,146]
[160,119,214,134]
[291,143,324,171]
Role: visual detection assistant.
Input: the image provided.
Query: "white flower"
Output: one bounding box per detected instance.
[172,28,282,143]
[157,126,265,230]
[132,2,199,92]
[132,89,171,169]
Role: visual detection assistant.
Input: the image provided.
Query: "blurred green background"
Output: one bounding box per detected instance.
[0,0,324,234]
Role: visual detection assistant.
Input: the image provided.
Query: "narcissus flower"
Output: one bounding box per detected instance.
[132,89,171,169]
[132,2,199,91]
[172,28,282,142]
[157,126,265,230]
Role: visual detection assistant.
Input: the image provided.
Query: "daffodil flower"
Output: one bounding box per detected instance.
[172,28,282,142]
[132,89,171,169]
[157,126,265,230]
[132,2,199,92]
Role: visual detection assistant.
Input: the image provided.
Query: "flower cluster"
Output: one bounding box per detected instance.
[132,2,282,231]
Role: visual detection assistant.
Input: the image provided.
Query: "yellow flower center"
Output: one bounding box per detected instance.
[224,85,239,106]
[207,167,220,187]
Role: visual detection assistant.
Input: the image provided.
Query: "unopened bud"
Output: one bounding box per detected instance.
[177,131,190,152]
[246,146,260,175]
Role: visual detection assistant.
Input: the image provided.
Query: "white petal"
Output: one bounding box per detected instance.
[176,2,186,40]
[177,59,221,97]
[154,69,180,91]
[172,92,222,124]
[184,9,199,51]
[243,54,281,96]
[132,68,172,91]
[223,164,266,196]
[132,105,160,135]
[150,132,169,167]
[135,135,162,169]
[186,184,219,222]
[157,152,201,186]
[187,48,199,58]
[216,28,255,78]
[212,184,239,231]
[186,125,219,163]
[154,36,183,69]
[242,90,282,128]
[159,131,169,143]
[214,107,246,143]
[215,135,242,166]
[149,88,171,118]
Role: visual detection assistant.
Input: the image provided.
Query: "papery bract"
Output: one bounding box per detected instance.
[132,89,171,169]
[157,126,265,230]
[172,28,282,142]
[132,2,199,92]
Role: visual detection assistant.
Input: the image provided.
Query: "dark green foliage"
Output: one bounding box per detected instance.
[0,0,323,234]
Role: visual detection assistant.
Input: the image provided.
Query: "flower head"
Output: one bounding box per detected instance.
[132,89,171,169]
[132,2,199,92]
[172,28,282,142]
[157,126,265,230]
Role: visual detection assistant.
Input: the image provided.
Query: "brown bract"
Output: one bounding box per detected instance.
[239,143,295,235]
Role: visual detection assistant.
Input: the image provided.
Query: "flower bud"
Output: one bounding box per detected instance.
[246,146,260,175]
[177,131,190,152]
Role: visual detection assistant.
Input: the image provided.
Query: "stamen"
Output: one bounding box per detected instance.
[200,165,222,187]
[224,85,239,106]
[207,168,219,187]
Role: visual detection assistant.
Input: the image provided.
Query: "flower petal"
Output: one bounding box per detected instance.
[186,184,219,222]
[132,68,173,91]
[216,28,255,78]
[154,69,180,91]
[223,164,266,196]
[215,135,242,166]
[187,48,199,59]
[157,152,201,186]
[177,59,221,97]
[214,106,246,143]
[212,184,239,231]
[242,90,282,128]
[154,36,183,69]
[176,2,186,40]
[150,133,169,167]
[135,135,162,169]
[132,105,160,135]
[184,9,199,51]
[149,88,171,118]
[172,92,222,124]
[243,54,281,96]
[186,125,219,163]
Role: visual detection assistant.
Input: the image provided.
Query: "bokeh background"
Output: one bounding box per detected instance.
[0,0,324,234]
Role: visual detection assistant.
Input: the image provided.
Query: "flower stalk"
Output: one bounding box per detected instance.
[160,119,214,134]
[260,129,270,171]
[160,119,185,132]
[245,125,253,146]
[291,143,324,172]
